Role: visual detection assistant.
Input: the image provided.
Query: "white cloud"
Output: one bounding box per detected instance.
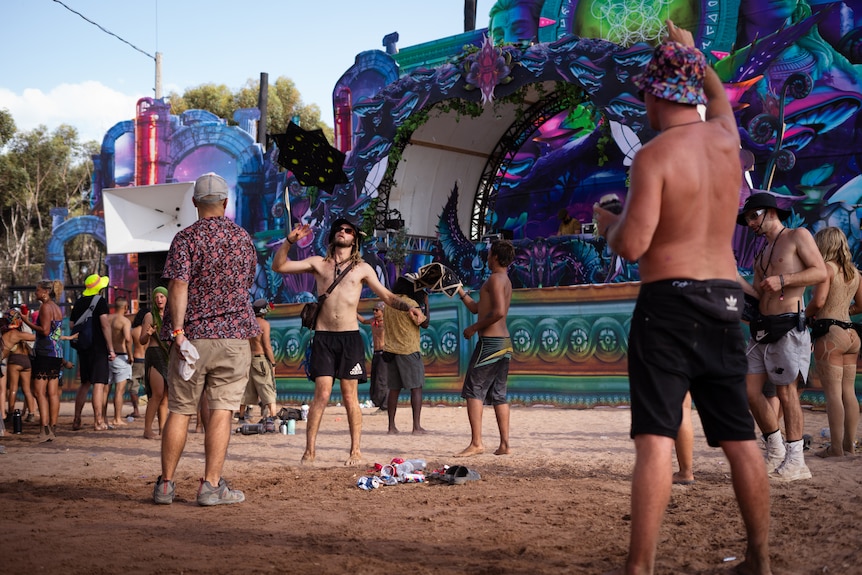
[0,81,141,144]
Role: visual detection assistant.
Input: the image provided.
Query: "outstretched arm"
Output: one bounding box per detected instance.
[272,224,316,274]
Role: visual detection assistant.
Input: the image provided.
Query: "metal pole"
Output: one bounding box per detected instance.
[258,72,268,149]
[154,51,162,99]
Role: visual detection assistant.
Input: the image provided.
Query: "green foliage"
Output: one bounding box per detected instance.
[386,226,410,274]
[0,120,94,289]
[0,108,15,147]
[167,75,332,140]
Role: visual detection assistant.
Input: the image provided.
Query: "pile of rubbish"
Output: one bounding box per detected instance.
[356,458,481,489]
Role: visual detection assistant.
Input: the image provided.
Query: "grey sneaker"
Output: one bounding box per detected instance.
[196,477,245,506]
[153,475,176,505]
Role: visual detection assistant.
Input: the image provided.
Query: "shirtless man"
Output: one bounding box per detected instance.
[107,297,133,427]
[240,299,278,421]
[593,21,773,575]
[737,192,826,481]
[357,301,388,410]
[272,218,423,466]
[128,308,147,419]
[453,240,514,457]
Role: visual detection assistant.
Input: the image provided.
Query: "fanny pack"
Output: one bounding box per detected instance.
[809,318,856,340]
[752,312,804,344]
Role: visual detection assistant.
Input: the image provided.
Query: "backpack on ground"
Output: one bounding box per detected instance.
[70,295,100,351]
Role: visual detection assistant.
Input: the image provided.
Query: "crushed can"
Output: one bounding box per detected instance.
[356,476,381,490]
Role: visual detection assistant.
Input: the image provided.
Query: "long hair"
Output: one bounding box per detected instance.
[325,239,364,266]
[814,226,856,282]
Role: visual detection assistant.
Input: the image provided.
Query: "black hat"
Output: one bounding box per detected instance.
[253,298,270,316]
[737,192,791,226]
[328,218,363,244]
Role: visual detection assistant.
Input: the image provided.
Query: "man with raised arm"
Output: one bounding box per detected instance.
[594,21,773,575]
[453,239,515,458]
[272,218,423,466]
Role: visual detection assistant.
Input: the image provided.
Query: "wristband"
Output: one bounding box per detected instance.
[460,292,469,300]
[171,328,185,339]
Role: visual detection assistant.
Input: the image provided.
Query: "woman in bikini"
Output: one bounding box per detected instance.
[139,287,170,439]
[806,227,862,457]
[1,310,36,423]
[4,309,35,425]
[20,281,72,442]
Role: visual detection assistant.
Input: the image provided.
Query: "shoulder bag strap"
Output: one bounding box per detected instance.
[74,295,101,327]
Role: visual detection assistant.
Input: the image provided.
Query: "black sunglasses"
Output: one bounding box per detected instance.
[337,226,356,235]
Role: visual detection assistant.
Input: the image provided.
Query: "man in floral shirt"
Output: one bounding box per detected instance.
[153,172,261,507]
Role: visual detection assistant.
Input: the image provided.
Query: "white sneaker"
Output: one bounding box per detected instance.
[763,432,786,473]
[770,458,812,481]
[770,440,811,482]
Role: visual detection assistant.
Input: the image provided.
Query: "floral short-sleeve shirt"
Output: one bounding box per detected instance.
[162,216,261,340]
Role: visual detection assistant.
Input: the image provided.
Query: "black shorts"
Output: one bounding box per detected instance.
[628,279,755,447]
[78,349,110,386]
[461,337,512,406]
[309,331,367,383]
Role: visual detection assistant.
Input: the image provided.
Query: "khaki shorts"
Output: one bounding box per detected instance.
[242,355,277,406]
[167,339,251,415]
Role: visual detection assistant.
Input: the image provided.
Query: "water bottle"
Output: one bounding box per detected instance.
[394,461,415,477]
[12,409,23,434]
[300,403,309,421]
[279,420,288,435]
[235,423,265,435]
[405,459,426,471]
[287,419,296,435]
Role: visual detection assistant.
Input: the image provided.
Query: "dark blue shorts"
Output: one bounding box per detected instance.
[628,279,755,447]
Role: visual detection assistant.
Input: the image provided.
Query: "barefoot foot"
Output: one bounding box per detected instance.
[345,451,362,466]
[301,451,315,465]
[454,445,484,458]
[672,471,695,484]
[387,427,400,435]
[494,445,510,455]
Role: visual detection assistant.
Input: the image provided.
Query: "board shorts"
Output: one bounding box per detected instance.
[461,336,512,406]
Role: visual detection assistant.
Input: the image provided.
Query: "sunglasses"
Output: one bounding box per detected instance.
[744,209,765,223]
[337,226,355,235]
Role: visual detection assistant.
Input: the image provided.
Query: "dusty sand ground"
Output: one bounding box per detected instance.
[1,400,860,575]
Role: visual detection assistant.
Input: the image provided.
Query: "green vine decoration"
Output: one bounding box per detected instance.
[359,197,379,238]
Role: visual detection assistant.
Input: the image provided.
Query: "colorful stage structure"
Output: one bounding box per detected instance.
[49,0,862,404]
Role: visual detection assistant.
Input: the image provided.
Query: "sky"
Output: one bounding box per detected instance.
[1,0,497,143]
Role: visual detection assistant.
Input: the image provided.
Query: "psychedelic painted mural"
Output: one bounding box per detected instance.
[51,0,862,403]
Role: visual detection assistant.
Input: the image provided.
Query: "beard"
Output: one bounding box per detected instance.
[333,236,355,249]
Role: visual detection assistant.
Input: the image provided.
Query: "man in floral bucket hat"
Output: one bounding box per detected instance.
[594,20,773,575]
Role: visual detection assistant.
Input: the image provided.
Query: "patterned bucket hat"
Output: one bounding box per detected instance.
[633,41,707,105]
